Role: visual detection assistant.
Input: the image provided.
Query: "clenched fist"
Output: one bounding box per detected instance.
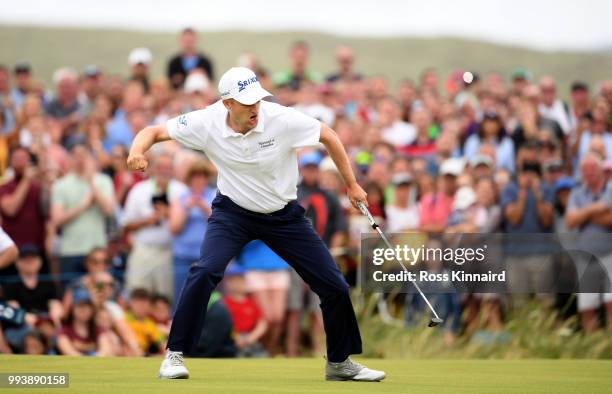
[127,153,148,172]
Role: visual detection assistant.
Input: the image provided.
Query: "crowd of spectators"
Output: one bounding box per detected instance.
[0,27,611,357]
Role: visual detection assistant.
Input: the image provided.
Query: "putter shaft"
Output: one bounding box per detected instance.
[357,202,443,323]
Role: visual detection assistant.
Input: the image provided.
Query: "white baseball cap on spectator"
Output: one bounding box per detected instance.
[218,67,271,105]
[440,158,465,177]
[184,72,210,94]
[52,67,78,86]
[391,173,413,186]
[469,154,494,169]
[128,48,152,66]
[454,186,477,210]
[319,156,338,173]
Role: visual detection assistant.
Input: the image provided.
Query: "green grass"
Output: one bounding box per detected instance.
[2,24,612,94]
[355,295,612,359]
[1,355,611,393]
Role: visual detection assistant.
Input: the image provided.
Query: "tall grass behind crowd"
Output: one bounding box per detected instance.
[355,293,612,359]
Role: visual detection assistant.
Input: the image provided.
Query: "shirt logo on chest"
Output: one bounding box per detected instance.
[258,138,276,150]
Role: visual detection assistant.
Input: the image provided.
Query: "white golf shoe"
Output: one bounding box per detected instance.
[325,357,386,381]
[158,351,190,379]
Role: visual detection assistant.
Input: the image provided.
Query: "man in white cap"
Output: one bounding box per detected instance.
[128,47,153,92]
[127,67,385,382]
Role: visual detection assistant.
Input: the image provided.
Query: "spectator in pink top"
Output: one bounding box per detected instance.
[419,158,463,233]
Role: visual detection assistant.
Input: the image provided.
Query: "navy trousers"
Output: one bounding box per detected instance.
[167,193,362,362]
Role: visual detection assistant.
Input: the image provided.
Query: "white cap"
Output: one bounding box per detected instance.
[218,67,271,105]
[184,73,210,94]
[440,158,465,177]
[391,172,413,186]
[469,154,494,168]
[454,186,477,210]
[319,156,338,173]
[128,47,152,66]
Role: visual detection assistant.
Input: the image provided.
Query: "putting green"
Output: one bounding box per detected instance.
[1,355,611,393]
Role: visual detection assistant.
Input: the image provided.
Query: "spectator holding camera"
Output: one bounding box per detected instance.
[502,152,554,305]
[123,151,187,301]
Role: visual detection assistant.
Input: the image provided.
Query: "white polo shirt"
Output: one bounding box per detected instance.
[167,100,321,213]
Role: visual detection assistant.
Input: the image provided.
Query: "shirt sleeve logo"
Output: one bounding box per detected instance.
[178,115,187,127]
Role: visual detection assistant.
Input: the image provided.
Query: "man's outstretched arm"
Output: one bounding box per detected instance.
[319,123,367,208]
[127,125,173,171]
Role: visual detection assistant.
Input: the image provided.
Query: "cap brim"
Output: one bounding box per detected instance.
[472,160,492,167]
[234,86,272,105]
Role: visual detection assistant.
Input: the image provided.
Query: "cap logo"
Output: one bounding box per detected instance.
[237,76,258,92]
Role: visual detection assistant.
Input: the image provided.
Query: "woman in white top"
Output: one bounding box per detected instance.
[385,173,419,232]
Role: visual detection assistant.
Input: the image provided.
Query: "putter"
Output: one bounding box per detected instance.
[356,201,444,327]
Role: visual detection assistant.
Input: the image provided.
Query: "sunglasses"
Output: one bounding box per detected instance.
[95,281,114,290]
[539,141,556,149]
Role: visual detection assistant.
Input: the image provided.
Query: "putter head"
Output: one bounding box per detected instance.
[428,317,444,327]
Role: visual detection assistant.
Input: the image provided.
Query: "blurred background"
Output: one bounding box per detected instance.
[0,0,611,360]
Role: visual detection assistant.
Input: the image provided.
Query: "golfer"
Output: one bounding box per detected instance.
[127,67,385,382]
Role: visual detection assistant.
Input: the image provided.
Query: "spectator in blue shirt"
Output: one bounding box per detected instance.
[103,82,144,152]
[565,153,612,333]
[169,160,216,305]
[501,157,555,306]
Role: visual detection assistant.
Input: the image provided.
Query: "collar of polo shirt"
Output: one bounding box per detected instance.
[220,106,265,138]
